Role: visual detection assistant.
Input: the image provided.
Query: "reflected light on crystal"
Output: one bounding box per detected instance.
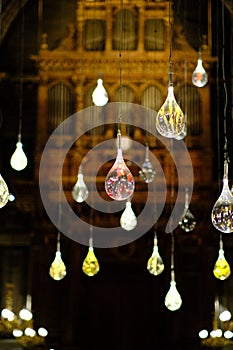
[8,193,15,202]
[38,327,48,337]
[19,308,33,321]
[105,147,134,201]
[92,78,108,107]
[213,249,231,280]
[155,86,185,139]
[224,331,233,339]
[139,144,155,183]
[164,280,182,311]
[49,251,66,281]
[25,327,36,337]
[1,308,15,321]
[192,58,208,87]
[210,329,223,338]
[0,174,9,208]
[211,161,233,233]
[120,201,137,231]
[199,329,209,339]
[13,329,23,337]
[10,142,28,171]
[72,172,89,203]
[147,244,164,276]
[82,247,100,277]
[219,310,231,322]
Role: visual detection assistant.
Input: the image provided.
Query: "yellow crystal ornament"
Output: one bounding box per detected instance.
[147,234,164,276]
[82,246,100,277]
[49,251,67,281]
[49,233,66,281]
[213,248,231,280]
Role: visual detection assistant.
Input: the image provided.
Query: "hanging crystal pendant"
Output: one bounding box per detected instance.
[92,78,108,107]
[72,165,89,203]
[213,237,231,280]
[179,188,196,232]
[10,139,28,171]
[82,237,100,277]
[164,271,182,311]
[120,199,137,231]
[0,174,9,208]
[139,144,155,183]
[105,131,134,201]
[49,233,66,281]
[156,63,185,139]
[211,159,233,233]
[147,232,164,276]
[192,50,208,88]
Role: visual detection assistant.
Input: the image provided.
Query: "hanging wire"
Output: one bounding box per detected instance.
[117,0,123,133]
[18,2,25,143]
[221,1,228,144]
[168,0,173,86]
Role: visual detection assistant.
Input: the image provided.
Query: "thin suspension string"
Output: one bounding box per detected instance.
[198,0,202,51]
[168,0,173,85]
[118,0,123,134]
[221,1,228,144]
[170,138,175,280]
[216,0,221,190]
[18,2,25,142]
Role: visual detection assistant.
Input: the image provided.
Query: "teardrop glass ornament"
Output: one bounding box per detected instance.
[10,141,28,171]
[0,174,9,208]
[120,200,137,231]
[192,53,208,87]
[82,247,100,277]
[147,234,164,276]
[72,166,89,203]
[164,280,182,311]
[92,78,108,107]
[105,132,134,201]
[213,248,231,280]
[139,144,155,183]
[179,188,196,232]
[49,251,67,281]
[211,160,233,233]
[156,71,185,138]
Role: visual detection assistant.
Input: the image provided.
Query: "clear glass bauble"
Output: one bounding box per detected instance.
[164,280,182,311]
[155,86,185,139]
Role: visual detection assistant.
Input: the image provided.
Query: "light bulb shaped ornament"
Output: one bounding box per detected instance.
[0,174,9,208]
[139,144,155,183]
[156,66,185,138]
[211,159,233,233]
[192,51,208,87]
[72,166,89,203]
[92,78,108,107]
[10,140,28,171]
[213,247,231,281]
[179,188,196,232]
[147,233,164,276]
[120,199,137,231]
[165,271,182,311]
[49,234,66,281]
[82,236,100,277]
[105,132,135,201]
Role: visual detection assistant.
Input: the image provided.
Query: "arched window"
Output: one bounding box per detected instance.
[84,20,105,51]
[141,86,163,133]
[48,82,75,135]
[177,84,201,135]
[144,19,165,51]
[112,9,137,50]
